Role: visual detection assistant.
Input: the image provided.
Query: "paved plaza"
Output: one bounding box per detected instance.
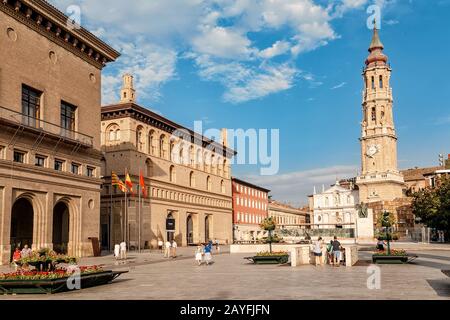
[1,244,450,300]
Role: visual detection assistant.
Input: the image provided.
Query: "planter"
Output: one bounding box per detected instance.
[246,255,289,265]
[372,255,409,264]
[0,270,128,295]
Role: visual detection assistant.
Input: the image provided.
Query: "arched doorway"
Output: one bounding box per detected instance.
[205,215,210,243]
[10,198,34,254]
[187,215,194,245]
[166,213,175,242]
[53,202,70,254]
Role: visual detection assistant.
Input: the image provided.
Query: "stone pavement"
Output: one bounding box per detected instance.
[1,247,449,300]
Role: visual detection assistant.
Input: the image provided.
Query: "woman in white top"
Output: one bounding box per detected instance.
[171,240,178,258]
[164,241,171,258]
[312,237,324,266]
[114,244,120,260]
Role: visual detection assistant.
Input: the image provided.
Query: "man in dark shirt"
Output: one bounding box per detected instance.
[332,236,342,267]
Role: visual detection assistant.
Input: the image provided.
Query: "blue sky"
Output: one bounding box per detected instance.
[51,0,450,205]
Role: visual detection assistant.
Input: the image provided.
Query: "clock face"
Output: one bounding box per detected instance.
[366,145,379,158]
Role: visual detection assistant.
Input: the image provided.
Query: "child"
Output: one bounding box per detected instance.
[195,244,204,266]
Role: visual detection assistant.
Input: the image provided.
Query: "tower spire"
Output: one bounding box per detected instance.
[369,24,384,52]
[365,24,388,67]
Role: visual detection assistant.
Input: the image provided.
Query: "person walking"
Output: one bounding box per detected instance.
[195,244,204,266]
[114,244,120,260]
[171,240,178,258]
[164,240,171,258]
[204,242,213,265]
[214,238,220,252]
[119,241,127,260]
[331,236,342,267]
[326,240,333,265]
[312,237,324,266]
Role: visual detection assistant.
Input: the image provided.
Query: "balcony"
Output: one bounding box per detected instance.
[0,105,93,147]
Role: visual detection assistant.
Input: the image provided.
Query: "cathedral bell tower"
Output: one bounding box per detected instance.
[356,26,405,203]
[120,74,136,103]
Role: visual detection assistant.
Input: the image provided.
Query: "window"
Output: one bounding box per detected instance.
[61,101,77,131]
[71,163,80,175]
[379,75,383,89]
[22,85,41,127]
[371,76,375,89]
[189,172,195,187]
[35,155,46,167]
[221,180,225,194]
[13,151,25,163]
[170,166,176,183]
[54,159,64,171]
[159,135,166,158]
[207,176,212,191]
[87,166,95,177]
[371,107,377,121]
[0,146,5,159]
[149,132,156,155]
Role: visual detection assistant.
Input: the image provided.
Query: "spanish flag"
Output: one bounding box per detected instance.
[140,170,147,198]
[111,172,128,193]
[125,173,134,194]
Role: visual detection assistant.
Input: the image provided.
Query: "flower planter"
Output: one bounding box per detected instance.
[247,255,289,265]
[372,255,409,264]
[0,270,128,295]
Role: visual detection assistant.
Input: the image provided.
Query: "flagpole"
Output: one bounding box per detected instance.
[138,170,141,253]
[124,169,128,245]
[110,174,113,252]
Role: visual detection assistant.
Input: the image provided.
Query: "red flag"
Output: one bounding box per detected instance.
[140,170,147,198]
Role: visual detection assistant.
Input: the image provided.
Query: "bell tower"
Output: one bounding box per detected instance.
[120,74,136,103]
[356,26,405,203]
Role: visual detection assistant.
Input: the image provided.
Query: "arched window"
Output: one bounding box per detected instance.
[136,126,144,151]
[190,171,195,187]
[170,141,176,161]
[149,130,156,155]
[179,147,184,165]
[371,76,375,89]
[379,75,383,89]
[196,149,203,170]
[190,146,195,167]
[223,159,229,178]
[106,123,120,143]
[159,135,167,158]
[371,107,377,121]
[205,152,211,173]
[169,165,176,183]
[146,159,153,177]
[207,176,212,191]
[325,197,329,207]
[221,180,225,194]
[217,158,223,176]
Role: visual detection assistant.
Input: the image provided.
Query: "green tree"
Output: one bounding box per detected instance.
[260,217,276,253]
[412,177,450,236]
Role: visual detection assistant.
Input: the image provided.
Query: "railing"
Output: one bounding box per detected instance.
[0,105,93,147]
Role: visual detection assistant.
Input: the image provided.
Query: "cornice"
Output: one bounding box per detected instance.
[1,0,119,69]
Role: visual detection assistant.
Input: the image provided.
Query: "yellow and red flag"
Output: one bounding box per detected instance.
[139,170,147,198]
[125,173,134,194]
[111,172,128,193]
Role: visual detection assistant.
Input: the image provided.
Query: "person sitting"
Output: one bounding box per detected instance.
[376,238,385,251]
[12,247,21,271]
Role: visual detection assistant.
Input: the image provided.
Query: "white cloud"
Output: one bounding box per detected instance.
[240,165,358,205]
[49,0,378,104]
[331,82,347,90]
[259,41,291,59]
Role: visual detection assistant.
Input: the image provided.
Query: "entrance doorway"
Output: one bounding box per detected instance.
[205,215,210,242]
[52,202,70,254]
[187,215,194,245]
[10,198,34,254]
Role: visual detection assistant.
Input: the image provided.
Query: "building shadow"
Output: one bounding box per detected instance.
[426,279,450,298]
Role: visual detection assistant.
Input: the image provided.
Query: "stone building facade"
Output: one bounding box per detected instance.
[0,0,119,264]
[308,181,359,229]
[232,178,270,242]
[268,200,308,228]
[101,75,236,249]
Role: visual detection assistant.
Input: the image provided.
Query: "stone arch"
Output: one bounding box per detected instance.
[106,123,121,144]
[10,197,34,254]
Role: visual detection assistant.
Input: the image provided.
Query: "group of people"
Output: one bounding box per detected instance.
[113,241,128,260]
[157,239,178,258]
[312,236,343,267]
[11,245,32,270]
[195,240,216,266]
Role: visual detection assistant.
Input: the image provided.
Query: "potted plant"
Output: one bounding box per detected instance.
[372,211,410,264]
[245,217,289,265]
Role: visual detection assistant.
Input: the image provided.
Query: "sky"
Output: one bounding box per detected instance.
[50,0,450,206]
